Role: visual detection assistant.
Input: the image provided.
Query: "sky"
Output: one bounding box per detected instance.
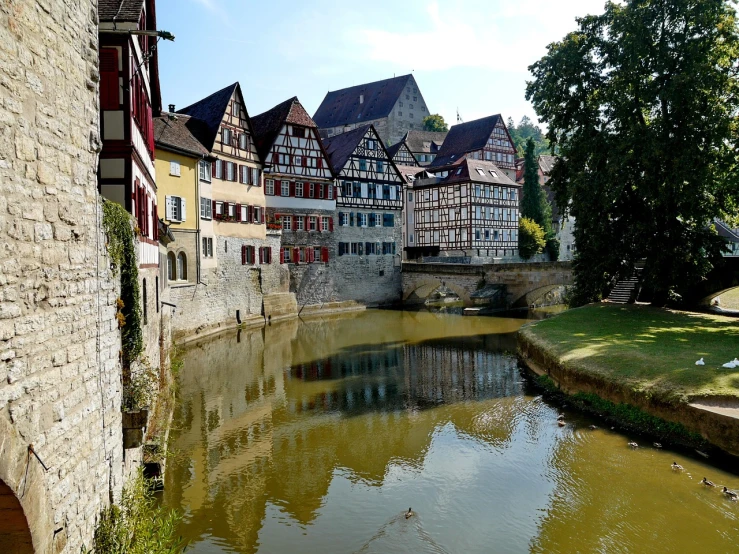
[155,0,607,130]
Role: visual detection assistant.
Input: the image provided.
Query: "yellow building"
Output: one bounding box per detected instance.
[154,112,211,284]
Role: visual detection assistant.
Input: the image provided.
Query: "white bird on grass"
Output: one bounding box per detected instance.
[695,358,705,366]
[722,360,737,369]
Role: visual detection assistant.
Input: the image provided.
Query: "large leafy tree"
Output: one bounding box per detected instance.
[527,0,739,305]
[521,139,558,259]
[422,114,449,132]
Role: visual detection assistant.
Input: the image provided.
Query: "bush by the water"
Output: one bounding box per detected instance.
[519,217,546,259]
[84,472,186,554]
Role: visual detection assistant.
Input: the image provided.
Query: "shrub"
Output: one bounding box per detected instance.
[519,217,546,259]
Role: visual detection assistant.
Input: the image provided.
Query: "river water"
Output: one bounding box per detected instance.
[164,310,739,553]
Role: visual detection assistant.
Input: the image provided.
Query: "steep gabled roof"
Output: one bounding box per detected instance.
[251,96,317,161]
[154,113,210,158]
[404,130,448,153]
[177,83,239,151]
[321,125,372,174]
[715,220,739,242]
[99,0,145,22]
[313,75,411,129]
[430,115,504,167]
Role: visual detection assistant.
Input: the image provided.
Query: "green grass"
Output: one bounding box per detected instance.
[718,288,739,310]
[521,304,739,403]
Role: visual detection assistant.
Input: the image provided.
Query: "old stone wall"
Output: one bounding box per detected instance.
[0,2,125,553]
[170,232,287,342]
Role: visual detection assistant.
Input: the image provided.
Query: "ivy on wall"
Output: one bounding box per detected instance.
[102,200,143,366]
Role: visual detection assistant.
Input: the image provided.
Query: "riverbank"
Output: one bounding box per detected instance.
[518,304,739,456]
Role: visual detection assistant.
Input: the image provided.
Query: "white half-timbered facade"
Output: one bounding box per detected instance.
[407,159,522,259]
[252,97,336,265]
[387,140,419,167]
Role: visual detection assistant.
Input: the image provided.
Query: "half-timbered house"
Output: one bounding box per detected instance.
[407,159,522,260]
[403,130,448,166]
[386,140,419,167]
[430,115,517,180]
[252,96,336,269]
[323,125,404,304]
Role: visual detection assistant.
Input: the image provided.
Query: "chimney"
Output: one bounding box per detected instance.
[168,104,175,112]
[359,94,364,104]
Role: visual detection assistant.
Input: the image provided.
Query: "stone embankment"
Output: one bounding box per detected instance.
[517,305,739,457]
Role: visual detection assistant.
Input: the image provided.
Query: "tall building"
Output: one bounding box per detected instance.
[313,75,431,146]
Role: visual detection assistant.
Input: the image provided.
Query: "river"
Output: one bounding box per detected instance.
[164,310,739,553]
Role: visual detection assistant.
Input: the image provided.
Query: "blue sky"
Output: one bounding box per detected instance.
[156,0,606,130]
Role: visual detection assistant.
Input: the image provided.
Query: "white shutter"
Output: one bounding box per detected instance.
[390,186,397,200]
[165,196,174,220]
[376,184,382,198]
[180,198,186,222]
[170,161,180,176]
[252,168,259,186]
[360,182,368,198]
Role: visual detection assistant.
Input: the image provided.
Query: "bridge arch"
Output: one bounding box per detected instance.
[509,284,568,309]
[403,278,473,306]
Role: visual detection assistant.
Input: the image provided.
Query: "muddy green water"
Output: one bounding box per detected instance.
[164,310,739,553]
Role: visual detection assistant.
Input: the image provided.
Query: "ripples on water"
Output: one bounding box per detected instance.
[164,310,739,554]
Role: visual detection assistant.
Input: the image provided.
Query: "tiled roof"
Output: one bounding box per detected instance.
[99,0,144,22]
[177,83,238,151]
[313,75,411,129]
[394,164,426,184]
[404,130,448,153]
[539,155,556,175]
[422,158,519,187]
[385,141,403,159]
[321,125,371,174]
[430,115,504,167]
[251,96,317,162]
[154,113,209,158]
[715,220,739,242]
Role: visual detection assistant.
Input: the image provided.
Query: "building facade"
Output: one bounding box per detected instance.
[386,140,419,167]
[323,125,404,305]
[407,159,522,260]
[431,115,517,181]
[402,130,448,166]
[313,75,431,146]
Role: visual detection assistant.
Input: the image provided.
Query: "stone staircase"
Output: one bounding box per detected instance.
[607,272,641,304]
[263,292,298,322]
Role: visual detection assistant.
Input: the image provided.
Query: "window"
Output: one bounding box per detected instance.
[170,161,181,177]
[202,237,213,258]
[294,155,302,167]
[278,153,290,165]
[295,216,304,231]
[321,216,330,231]
[281,181,290,196]
[339,212,349,226]
[485,229,490,240]
[409,113,413,118]
[309,216,317,231]
[166,195,186,223]
[367,139,376,150]
[359,159,367,171]
[282,215,292,230]
[295,182,304,197]
[239,133,247,150]
[199,160,211,182]
[409,233,414,244]
[260,247,272,264]
[292,126,306,137]
[215,160,223,179]
[408,192,413,201]
[375,212,382,227]
[377,161,384,173]
[281,247,291,263]
[177,253,187,280]
[233,102,241,118]
[266,179,274,195]
[476,168,485,176]
[228,204,235,218]
[200,197,212,220]
[254,206,262,224]
[342,182,352,198]
[358,213,367,227]
[226,162,235,181]
[398,111,402,116]
[353,182,362,198]
[222,128,232,145]
[215,201,223,216]
[383,185,391,200]
[317,183,323,199]
[383,213,395,227]
[167,252,175,281]
[308,183,315,198]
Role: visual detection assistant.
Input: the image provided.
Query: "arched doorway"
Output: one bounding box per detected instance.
[0,479,33,553]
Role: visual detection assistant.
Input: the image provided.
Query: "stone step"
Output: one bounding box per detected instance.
[263,293,298,321]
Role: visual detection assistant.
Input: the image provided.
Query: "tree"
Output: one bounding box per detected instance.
[422,114,449,132]
[526,0,739,306]
[519,217,547,259]
[507,116,550,157]
[521,138,558,259]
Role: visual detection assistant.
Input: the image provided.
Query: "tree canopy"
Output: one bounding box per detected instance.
[520,138,558,259]
[519,217,547,259]
[526,0,739,305]
[422,114,449,132]
[507,116,550,157]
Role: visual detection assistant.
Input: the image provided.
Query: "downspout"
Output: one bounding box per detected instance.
[196,155,203,285]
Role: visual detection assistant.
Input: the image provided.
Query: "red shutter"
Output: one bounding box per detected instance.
[280,248,285,264]
[212,200,216,217]
[145,194,150,237]
[289,182,295,197]
[248,205,254,223]
[153,202,158,240]
[241,245,246,265]
[211,160,216,178]
[292,215,298,231]
[302,157,307,167]
[317,158,323,169]
[305,216,310,230]
[293,247,300,263]
[235,203,242,222]
[99,48,119,110]
[275,180,280,195]
[267,248,272,264]
[223,202,230,218]
[273,152,279,164]
[261,209,265,224]
[321,247,329,263]
[328,217,334,232]
[259,247,263,264]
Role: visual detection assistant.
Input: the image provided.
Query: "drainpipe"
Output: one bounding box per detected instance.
[196,155,203,285]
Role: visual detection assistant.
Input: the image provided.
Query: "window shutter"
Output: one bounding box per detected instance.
[321,247,329,263]
[165,195,173,220]
[261,209,265,224]
[338,243,344,256]
[317,158,323,169]
[153,203,158,240]
[304,216,310,230]
[329,217,334,232]
[292,215,297,231]
[293,248,299,263]
[290,182,295,197]
[212,200,216,217]
[248,205,254,223]
[349,212,354,226]
[280,248,285,264]
[366,242,372,254]
[241,245,246,265]
[267,248,272,264]
[369,213,375,227]
[99,48,119,110]
[252,168,259,186]
[235,203,242,222]
[259,247,263,264]
[273,152,279,164]
[180,198,186,222]
[211,160,216,178]
[302,157,307,167]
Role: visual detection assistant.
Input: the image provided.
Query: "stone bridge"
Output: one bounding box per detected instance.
[402,262,574,308]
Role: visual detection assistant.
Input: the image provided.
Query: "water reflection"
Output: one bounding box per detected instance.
[165,310,739,554]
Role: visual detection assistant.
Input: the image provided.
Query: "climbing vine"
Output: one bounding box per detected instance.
[102,200,143,366]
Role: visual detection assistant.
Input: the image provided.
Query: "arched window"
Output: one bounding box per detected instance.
[177,252,187,281]
[167,251,176,281]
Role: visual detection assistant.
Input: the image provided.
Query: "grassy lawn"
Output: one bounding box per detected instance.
[520,304,739,403]
[718,288,739,310]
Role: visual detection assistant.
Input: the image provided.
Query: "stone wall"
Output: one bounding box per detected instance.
[170,231,287,342]
[0,2,125,553]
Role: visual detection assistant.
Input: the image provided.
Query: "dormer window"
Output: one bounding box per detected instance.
[489,170,499,179]
[476,168,485,176]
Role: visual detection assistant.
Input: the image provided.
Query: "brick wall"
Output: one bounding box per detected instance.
[0,1,125,552]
